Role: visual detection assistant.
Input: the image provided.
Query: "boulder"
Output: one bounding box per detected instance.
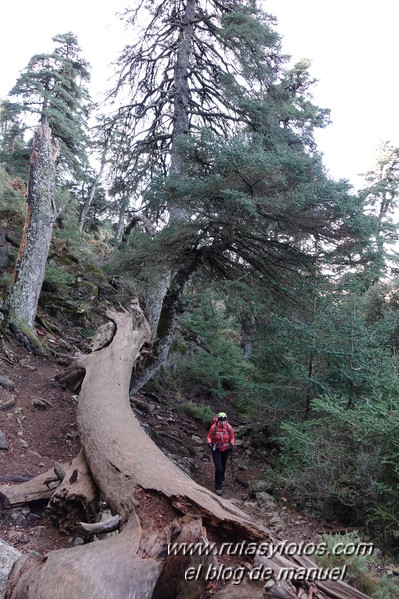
[0,539,20,599]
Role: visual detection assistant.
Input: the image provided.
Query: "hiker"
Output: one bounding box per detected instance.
[207,411,234,495]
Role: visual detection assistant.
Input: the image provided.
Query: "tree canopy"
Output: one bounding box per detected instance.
[1,32,91,181]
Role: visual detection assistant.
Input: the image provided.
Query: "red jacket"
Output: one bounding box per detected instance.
[207,421,234,452]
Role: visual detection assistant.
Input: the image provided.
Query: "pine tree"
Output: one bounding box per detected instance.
[360,142,399,281]
[7,32,91,182]
[105,1,367,393]
[0,100,30,180]
[4,33,92,347]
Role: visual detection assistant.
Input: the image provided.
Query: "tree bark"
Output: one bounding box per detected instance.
[143,0,196,342]
[0,464,67,508]
[79,142,108,233]
[47,450,100,534]
[4,301,372,599]
[5,120,59,343]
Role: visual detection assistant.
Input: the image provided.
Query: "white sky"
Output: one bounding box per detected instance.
[1,0,399,190]
[265,0,399,189]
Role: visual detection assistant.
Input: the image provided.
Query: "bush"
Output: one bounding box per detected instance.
[180,401,215,427]
[316,532,398,598]
[44,263,75,291]
[173,299,254,399]
[0,182,26,223]
[0,272,12,290]
[274,394,399,549]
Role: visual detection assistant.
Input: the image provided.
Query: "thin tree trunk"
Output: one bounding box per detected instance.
[5,120,59,339]
[113,196,130,243]
[79,143,108,233]
[131,256,199,394]
[144,0,196,349]
[145,272,171,341]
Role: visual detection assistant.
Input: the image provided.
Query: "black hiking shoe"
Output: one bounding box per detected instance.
[216,489,223,495]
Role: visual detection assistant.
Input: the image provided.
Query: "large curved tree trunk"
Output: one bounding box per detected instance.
[4,301,371,599]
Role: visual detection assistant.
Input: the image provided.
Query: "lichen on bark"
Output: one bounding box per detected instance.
[5,121,59,343]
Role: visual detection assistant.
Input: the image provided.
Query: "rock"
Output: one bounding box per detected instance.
[32,398,53,409]
[248,478,274,496]
[0,397,16,411]
[191,435,203,444]
[243,500,257,509]
[0,377,14,392]
[131,398,152,414]
[0,539,21,599]
[28,450,42,459]
[0,431,8,450]
[268,513,284,534]
[165,452,197,476]
[19,359,37,371]
[255,491,278,511]
[90,322,115,351]
[9,507,30,528]
[228,498,244,507]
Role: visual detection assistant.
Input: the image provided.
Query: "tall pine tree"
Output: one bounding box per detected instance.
[4,33,92,348]
[105,0,366,393]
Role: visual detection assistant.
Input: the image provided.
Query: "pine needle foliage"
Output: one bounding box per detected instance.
[4,32,91,181]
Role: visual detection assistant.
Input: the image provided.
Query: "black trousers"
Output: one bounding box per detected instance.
[212,449,230,491]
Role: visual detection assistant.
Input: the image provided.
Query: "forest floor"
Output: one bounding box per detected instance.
[0,334,397,594]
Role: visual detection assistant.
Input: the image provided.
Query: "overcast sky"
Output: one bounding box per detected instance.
[1,0,398,190]
[265,0,399,188]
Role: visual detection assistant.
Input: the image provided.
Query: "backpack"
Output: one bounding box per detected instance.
[211,418,232,450]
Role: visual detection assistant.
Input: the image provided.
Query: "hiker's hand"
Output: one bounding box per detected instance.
[208,442,213,450]
[229,443,233,451]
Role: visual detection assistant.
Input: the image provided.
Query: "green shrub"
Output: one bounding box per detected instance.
[0,184,26,222]
[173,299,254,399]
[44,263,75,291]
[181,401,215,427]
[274,394,399,549]
[316,532,398,598]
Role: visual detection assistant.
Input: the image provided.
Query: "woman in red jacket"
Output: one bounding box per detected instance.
[207,411,234,495]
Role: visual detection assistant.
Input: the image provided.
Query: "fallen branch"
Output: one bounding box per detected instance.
[0,465,67,508]
[78,514,120,536]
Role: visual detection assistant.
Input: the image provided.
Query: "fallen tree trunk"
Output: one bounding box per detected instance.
[4,302,372,599]
[47,450,100,533]
[0,464,67,508]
